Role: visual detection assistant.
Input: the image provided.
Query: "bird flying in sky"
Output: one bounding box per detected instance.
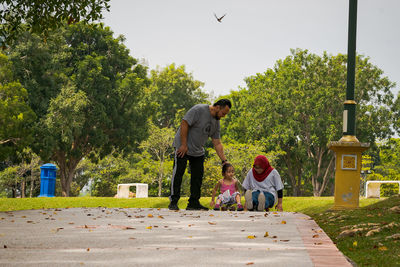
[214,13,226,23]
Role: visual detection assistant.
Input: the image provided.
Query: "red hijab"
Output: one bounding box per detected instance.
[252,155,274,182]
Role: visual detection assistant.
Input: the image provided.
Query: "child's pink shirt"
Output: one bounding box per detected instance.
[220,180,236,195]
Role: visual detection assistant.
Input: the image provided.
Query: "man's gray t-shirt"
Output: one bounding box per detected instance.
[173,104,220,156]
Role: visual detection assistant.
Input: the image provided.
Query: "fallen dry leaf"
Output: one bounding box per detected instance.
[385,233,400,240]
[281,221,287,224]
[208,222,216,225]
[146,226,152,229]
[158,215,164,219]
[86,248,90,252]
[247,235,256,239]
[147,214,153,218]
[312,234,319,238]
[389,206,400,213]
[264,232,269,237]
[280,240,290,242]
[378,246,388,251]
[246,263,254,265]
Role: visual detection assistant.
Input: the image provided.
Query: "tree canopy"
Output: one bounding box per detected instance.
[148,64,209,128]
[0,0,110,46]
[0,53,36,161]
[7,22,150,196]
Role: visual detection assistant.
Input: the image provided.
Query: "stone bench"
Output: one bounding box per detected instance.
[117,183,148,198]
[365,180,400,198]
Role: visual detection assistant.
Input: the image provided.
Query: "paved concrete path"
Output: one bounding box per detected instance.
[0,208,352,266]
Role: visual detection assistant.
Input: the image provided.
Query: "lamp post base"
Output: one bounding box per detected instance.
[328,138,369,210]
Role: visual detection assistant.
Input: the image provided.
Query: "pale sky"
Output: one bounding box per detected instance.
[103,0,400,98]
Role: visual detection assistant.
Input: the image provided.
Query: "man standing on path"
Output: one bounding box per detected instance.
[168,99,231,211]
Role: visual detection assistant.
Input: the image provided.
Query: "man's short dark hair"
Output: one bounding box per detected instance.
[213,99,232,109]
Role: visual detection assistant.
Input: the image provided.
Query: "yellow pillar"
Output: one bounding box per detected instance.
[328,136,369,209]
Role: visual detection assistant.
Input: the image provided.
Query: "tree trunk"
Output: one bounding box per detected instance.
[60,170,76,197]
[283,154,301,196]
[21,179,26,198]
[158,173,163,197]
[312,150,334,197]
[55,152,81,197]
[158,160,164,197]
[296,168,303,196]
[29,172,34,198]
[317,156,335,196]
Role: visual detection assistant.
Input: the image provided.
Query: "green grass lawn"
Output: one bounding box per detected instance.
[1,195,399,267]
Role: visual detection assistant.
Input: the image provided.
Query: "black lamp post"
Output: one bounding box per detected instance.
[341,0,358,142]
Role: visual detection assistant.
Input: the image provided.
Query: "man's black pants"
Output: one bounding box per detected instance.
[169,152,204,206]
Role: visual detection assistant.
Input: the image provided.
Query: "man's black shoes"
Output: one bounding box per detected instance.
[168,202,179,211]
[186,204,209,211]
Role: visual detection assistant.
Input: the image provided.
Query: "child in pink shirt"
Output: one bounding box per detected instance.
[210,163,244,211]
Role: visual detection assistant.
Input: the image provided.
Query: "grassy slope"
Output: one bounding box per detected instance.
[312,195,400,267]
[1,195,399,266]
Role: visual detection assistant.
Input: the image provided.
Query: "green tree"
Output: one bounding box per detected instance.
[368,138,400,196]
[0,0,110,46]
[393,91,400,135]
[0,53,36,161]
[148,64,209,128]
[139,123,175,196]
[0,165,18,197]
[8,23,150,196]
[89,153,131,197]
[0,147,41,198]
[15,147,41,198]
[224,49,396,196]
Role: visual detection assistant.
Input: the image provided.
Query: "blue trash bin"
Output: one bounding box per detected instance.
[38,163,57,197]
